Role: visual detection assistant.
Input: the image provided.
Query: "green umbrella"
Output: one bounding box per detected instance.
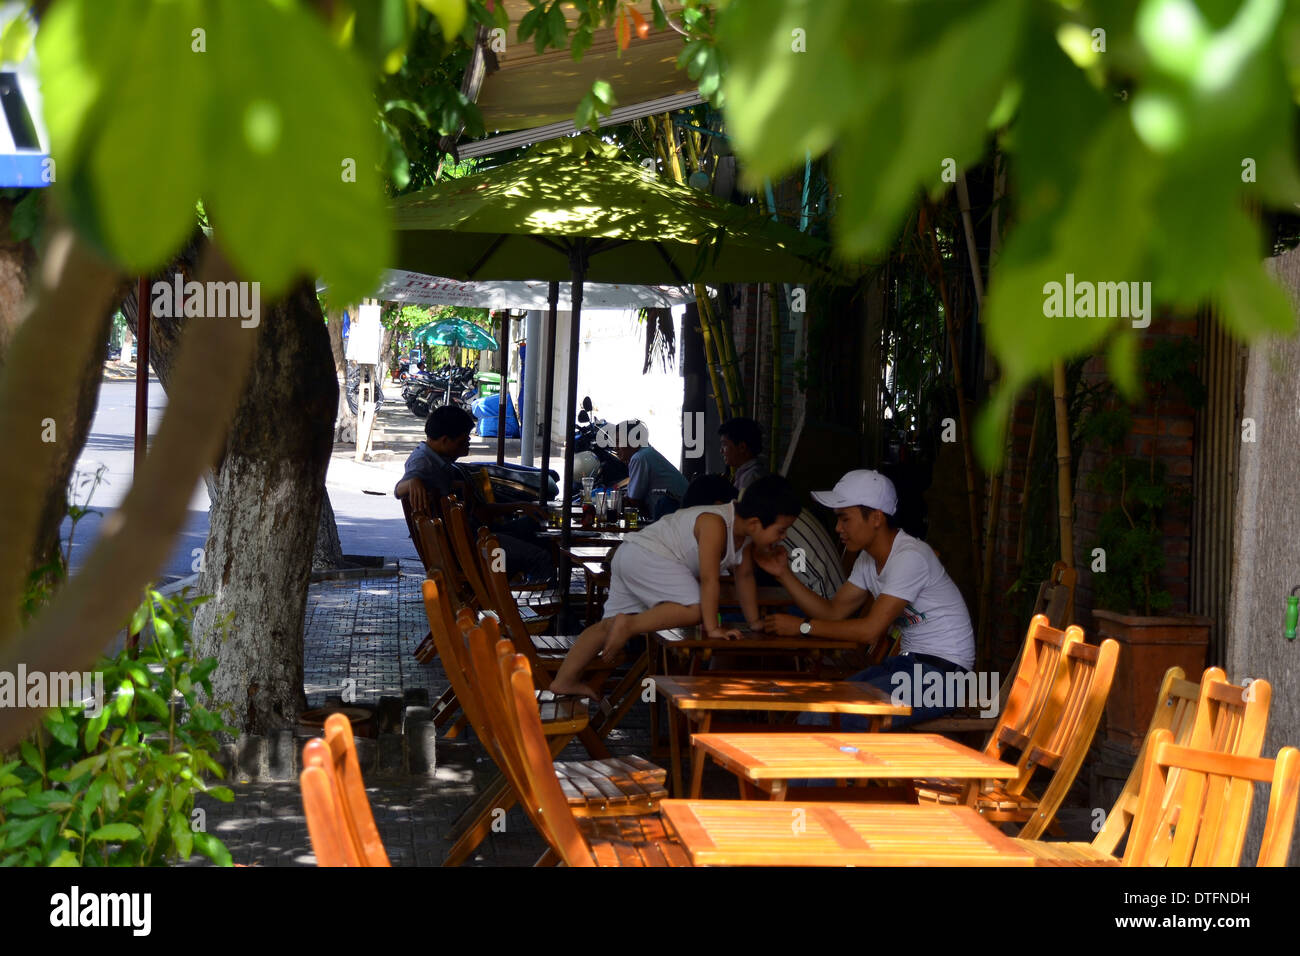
[415,318,498,351]
[391,149,845,551]
[393,151,840,284]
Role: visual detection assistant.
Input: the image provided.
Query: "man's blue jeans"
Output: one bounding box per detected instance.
[796,653,970,730]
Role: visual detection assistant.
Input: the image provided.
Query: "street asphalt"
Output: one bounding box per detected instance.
[63,374,546,583]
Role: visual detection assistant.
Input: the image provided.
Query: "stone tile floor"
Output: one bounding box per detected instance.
[195,565,1096,867]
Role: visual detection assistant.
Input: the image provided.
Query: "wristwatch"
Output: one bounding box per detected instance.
[799,619,812,636]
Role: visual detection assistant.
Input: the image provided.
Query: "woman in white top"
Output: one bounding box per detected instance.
[549,476,803,699]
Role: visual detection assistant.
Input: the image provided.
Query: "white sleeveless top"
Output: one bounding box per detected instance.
[624,503,748,576]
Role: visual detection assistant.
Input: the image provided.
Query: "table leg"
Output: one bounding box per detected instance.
[668,704,682,797]
[768,780,788,802]
[688,712,712,798]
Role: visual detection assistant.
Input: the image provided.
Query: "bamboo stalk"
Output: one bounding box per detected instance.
[768,283,782,472]
[695,293,731,420]
[1053,360,1074,567]
[1016,381,1043,565]
[921,206,983,589]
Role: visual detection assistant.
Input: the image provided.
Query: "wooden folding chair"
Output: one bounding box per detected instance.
[442,495,561,615]
[470,629,690,867]
[1016,666,1272,863]
[974,637,1119,836]
[914,615,1082,805]
[1124,729,1300,867]
[299,714,391,867]
[423,575,663,865]
[909,564,1078,737]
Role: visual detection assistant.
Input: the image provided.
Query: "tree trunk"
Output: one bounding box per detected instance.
[0,199,118,581]
[313,491,345,570]
[193,279,336,734]
[327,305,356,442]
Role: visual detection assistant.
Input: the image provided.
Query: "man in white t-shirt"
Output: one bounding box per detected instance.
[756,469,976,728]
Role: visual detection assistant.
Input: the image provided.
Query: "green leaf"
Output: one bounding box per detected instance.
[50,850,80,867]
[19,741,42,775]
[193,831,233,867]
[88,823,141,842]
[0,13,33,64]
[113,679,135,717]
[3,815,46,848]
[206,786,234,803]
[142,786,166,844]
[417,0,467,40]
[44,713,80,748]
[170,812,194,860]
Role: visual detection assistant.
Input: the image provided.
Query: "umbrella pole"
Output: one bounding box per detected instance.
[539,282,560,508]
[560,249,587,580]
[496,311,509,466]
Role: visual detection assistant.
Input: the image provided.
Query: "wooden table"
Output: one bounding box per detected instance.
[691,732,1020,801]
[653,675,910,797]
[659,800,1036,866]
[654,625,857,677]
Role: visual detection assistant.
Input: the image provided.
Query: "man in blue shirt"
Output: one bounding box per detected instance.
[395,406,553,583]
[608,420,688,520]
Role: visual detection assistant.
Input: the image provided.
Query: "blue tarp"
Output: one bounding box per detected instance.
[472,392,520,438]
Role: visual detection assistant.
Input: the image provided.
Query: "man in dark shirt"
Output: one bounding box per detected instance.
[395,406,553,583]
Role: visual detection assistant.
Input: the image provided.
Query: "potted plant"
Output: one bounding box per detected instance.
[1083,337,1210,749]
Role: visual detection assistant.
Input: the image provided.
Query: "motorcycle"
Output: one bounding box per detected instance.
[402,364,477,420]
[570,396,628,498]
[345,365,385,415]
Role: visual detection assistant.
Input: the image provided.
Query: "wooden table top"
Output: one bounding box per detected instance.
[659,800,1035,866]
[655,626,857,652]
[652,675,908,716]
[537,529,626,542]
[691,732,1019,781]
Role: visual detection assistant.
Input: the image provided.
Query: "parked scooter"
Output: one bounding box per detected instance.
[402,364,477,419]
[345,364,385,415]
[570,396,628,498]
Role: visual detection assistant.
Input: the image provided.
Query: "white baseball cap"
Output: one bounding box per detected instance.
[811,469,898,515]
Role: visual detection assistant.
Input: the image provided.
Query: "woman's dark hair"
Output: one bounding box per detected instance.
[735,474,801,527]
[426,404,475,440]
[718,417,763,456]
[683,474,738,508]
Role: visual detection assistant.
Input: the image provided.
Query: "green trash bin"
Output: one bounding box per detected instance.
[476,371,501,397]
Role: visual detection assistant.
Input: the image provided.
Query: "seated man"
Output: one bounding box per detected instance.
[610,420,688,520]
[718,417,767,492]
[757,469,975,728]
[394,405,553,584]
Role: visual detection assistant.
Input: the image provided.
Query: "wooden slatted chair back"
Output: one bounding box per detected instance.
[412,510,473,602]
[421,573,493,742]
[490,642,598,867]
[985,615,1081,760]
[1013,638,1119,838]
[299,717,391,867]
[1031,561,1077,629]
[321,713,390,866]
[1089,666,1200,854]
[1140,669,1272,865]
[300,738,355,866]
[444,499,495,608]
[462,616,535,795]
[475,466,496,504]
[1124,730,1300,867]
[477,532,556,690]
[402,497,432,572]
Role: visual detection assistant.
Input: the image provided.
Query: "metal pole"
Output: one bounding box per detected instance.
[521,309,540,466]
[538,281,560,508]
[496,311,509,466]
[559,250,586,560]
[133,276,150,475]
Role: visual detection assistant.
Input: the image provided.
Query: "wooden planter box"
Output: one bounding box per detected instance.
[1092,610,1211,751]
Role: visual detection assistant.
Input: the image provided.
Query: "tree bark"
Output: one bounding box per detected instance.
[193,278,337,734]
[327,305,356,442]
[0,199,116,582]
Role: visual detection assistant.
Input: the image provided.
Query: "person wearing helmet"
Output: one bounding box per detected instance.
[604,420,687,520]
